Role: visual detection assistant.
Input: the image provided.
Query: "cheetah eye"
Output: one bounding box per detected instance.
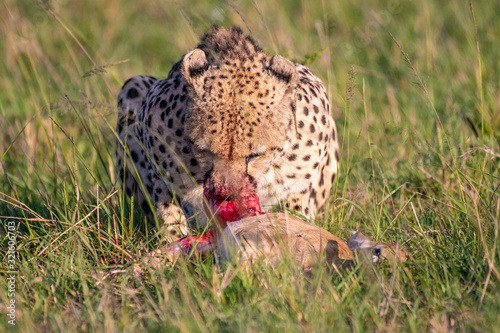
[246,153,262,164]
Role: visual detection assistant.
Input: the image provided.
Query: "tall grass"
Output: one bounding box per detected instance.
[1,0,499,331]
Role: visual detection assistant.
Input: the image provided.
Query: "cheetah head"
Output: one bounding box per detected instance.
[181,27,297,225]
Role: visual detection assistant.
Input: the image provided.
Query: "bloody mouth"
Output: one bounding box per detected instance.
[168,176,263,259]
[203,187,263,225]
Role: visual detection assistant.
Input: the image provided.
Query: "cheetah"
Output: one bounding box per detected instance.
[116,26,339,240]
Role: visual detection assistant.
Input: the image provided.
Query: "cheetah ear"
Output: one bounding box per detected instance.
[182,49,209,94]
[268,55,297,90]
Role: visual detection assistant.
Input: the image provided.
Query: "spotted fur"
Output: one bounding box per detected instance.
[116,26,339,240]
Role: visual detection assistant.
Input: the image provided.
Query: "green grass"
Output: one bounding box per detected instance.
[1,0,499,331]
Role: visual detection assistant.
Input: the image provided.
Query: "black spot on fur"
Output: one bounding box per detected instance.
[310,88,318,98]
[131,150,139,163]
[127,88,139,99]
[157,126,164,135]
[310,188,317,203]
[141,200,152,216]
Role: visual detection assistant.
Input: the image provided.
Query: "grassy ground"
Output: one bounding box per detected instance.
[1,0,499,331]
